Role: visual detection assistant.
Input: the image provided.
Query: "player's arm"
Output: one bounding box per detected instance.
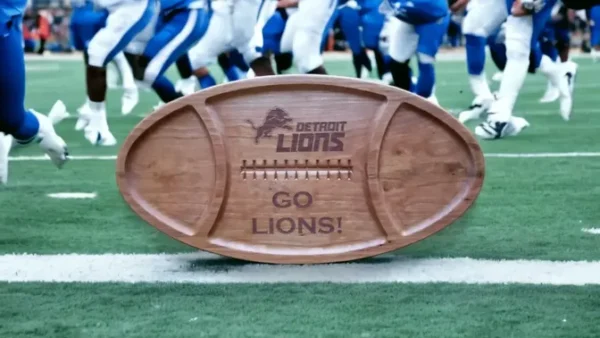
[511,0,544,17]
[449,0,470,13]
[277,0,299,8]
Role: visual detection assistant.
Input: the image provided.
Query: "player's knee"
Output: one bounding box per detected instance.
[417,53,435,65]
[86,41,108,68]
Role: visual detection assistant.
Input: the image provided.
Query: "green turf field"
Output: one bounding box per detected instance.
[0,54,599,338]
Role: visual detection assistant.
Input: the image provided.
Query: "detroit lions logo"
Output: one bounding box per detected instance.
[246,108,293,144]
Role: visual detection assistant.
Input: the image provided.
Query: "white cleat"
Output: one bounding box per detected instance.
[458,95,494,123]
[83,110,117,146]
[475,114,529,140]
[175,77,197,96]
[75,103,91,131]
[381,72,393,85]
[558,61,577,121]
[121,88,139,115]
[153,101,164,111]
[246,68,256,79]
[32,110,69,168]
[47,100,70,125]
[592,49,599,63]
[539,81,559,103]
[492,72,503,82]
[0,133,12,185]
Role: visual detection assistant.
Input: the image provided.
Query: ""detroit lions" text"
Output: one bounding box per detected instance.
[276,121,347,152]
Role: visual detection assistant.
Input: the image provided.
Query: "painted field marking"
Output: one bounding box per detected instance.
[47,192,97,199]
[1,254,599,285]
[582,228,600,235]
[7,152,600,162]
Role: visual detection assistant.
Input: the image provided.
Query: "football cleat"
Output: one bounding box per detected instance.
[31,110,69,168]
[83,110,117,146]
[47,100,70,125]
[121,87,139,115]
[458,95,494,123]
[0,133,12,184]
[175,77,197,96]
[75,103,91,131]
[539,80,559,103]
[558,62,577,121]
[492,71,503,82]
[475,115,529,140]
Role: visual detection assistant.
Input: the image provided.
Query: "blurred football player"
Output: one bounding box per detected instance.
[183,0,275,91]
[382,0,450,101]
[588,5,600,61]
[335,0,394,83]
[475,0,574,140]
[69,0,139,121]
[77,0,155,146]
[278,0,338,74]
[123,0,211,108]
[0,0,69,184]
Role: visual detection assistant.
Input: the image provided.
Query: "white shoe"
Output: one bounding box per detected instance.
[592,49,599,63]
[539,80,559,103]
[121,88,139,115]
[75,103,91,131]
[47,100,70,125]
[458,95,494,123]
[0,133,12,184]
[246,68,256,79]
[153,101,164,111]
[175,77,197,96]
[492,72,503,82]
[475,114,529,140]
[558,61,577,121]
[31,110,69,168]
[83,110,117,146]
[381,72,393,85]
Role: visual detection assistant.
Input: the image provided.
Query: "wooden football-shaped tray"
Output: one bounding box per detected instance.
[116,75,485,264]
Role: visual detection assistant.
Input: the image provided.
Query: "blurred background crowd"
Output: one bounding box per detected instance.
[23,0,597,55]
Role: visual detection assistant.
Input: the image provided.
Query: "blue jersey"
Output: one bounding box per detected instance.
[0,0,28,22]
[160,0,205,14]
[386,0,449,25]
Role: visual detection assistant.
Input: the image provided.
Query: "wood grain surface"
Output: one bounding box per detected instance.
[116,75,485,264]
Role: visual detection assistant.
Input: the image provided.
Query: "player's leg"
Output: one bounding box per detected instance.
[244,0,279,76]
[290,0,338,74]
[0,13,68,183]
[412,14,450,100]
[338,5,372,78]
[139,8,211,103]
[538,23,561,103]
[362,6,388,80]
[85,0,155,146]
[187,5,230,89]
[388,19,418,91]
[589,5,600,61]
[459,0,508,123]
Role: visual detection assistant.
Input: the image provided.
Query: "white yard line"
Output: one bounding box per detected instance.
[0,253,599,285]
[582,228,600,235]
[47,192,97,199]
[7,152,600,162]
